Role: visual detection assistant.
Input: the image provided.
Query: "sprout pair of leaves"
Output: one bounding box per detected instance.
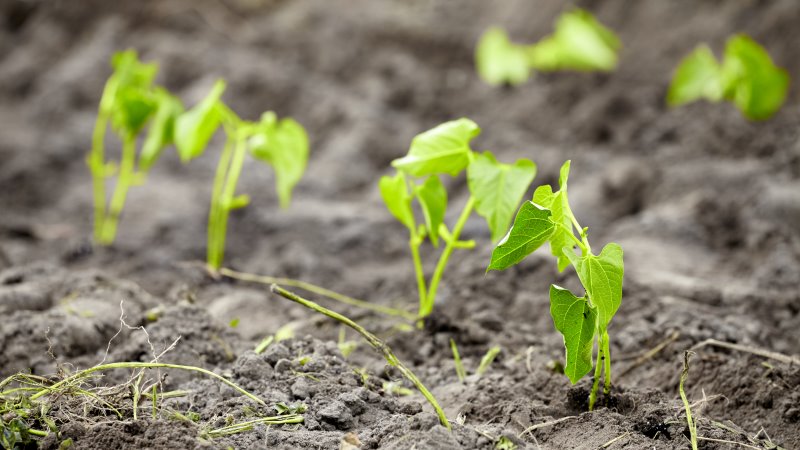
[381,118,537,320]
[667,34,789,120]
[476,9,621,86]
[174,79,309,268]
[488,161,623,408]
[90,50,184,245]
[104,50,185,170]
[175,80,308,209]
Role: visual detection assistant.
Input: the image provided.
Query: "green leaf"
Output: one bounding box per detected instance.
[391,118,480,177]
[532,184,554,208]
[528,9,620,72]
[564,242,623,330]
[721,34,789,120]
[175,79,226,162]
[475,27,532,86]
[249,111,310,208]
[415,175,447,246]
[467,151,537,242]
[549,284,597,384]
[110,86,157,136]
[107,50,159,136]
[667,45,723,106]
[488,201,555,271]
[139,88,184,171]
[379,172,415,231]
[552,161,577,271]
[111,50,157,89]
[532,161,576,272]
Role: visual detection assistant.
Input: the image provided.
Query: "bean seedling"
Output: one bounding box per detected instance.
[88,50,183,245]
[487,160,624,410]
[667,34,789,120]
[174,80,309,269]
[476,9,620,86]
[381,118,537,324]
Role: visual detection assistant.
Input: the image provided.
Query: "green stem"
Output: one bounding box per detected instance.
[132,370,145,421]
[555,222,587,254]
[207,135,235,268]
[218,267,416,321]
[566,199,591,254]
[99,133,137,245]
[28,362,265,406]
[89,78,117,244]
[680,351,698,450]
[450,339,466,382]
[422,196,475,319]
[208,131,247,269]
[588,333,604,411]
[602,330,612,394]
[409,232,427,326]
[204,414,304,438]
[151,384,157,420]
[270,284,450,430]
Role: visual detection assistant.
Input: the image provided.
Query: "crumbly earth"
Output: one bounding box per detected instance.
[1,0,799,449]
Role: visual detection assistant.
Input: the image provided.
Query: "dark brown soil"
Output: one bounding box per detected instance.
[1,0,799,449]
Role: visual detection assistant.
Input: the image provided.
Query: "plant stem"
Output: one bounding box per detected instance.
[450,338,466,382]
[204,414,304,438]
[151,384,157,420]
[270,284,450,430]
[476,345,501,376]
[208,131,247,269]
[422,196,475,319]
[680,351,698,450]
[602,330,612,394]
[218,267,416,321]
[90,79,117,244]
[408,232,427,326]
[99,133,137,245]
[589,333,605,411]
[28,362,265,407]
[207,134,235,268]
[555,222,587,253]
[565,198,591,254]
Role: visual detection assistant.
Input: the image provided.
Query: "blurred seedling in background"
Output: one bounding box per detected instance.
[450,339,502,382]
[476,9,620,86]
[488,161,624,410]
[89,50,183,245]
[381,118,537,325]
[174,80,309,269]
[668,34,789,120]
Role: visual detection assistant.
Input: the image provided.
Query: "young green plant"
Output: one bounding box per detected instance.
[667,34,789,120]
[487,161,624,410]
[88,50,184,245]
[174,81,309,269]
[476,9,620,86]
[380,118,537,324]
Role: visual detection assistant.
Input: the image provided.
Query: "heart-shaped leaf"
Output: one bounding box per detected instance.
[175,80,226,162]
[564,242,623,330]
[391,118,480,177]
[488,201,555,271]
[249,111,310,208]
[549,284,597,383]
[415,175,447,246]
[468,151,536,243]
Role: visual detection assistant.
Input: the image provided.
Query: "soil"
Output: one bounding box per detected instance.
[1,0,799,449]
